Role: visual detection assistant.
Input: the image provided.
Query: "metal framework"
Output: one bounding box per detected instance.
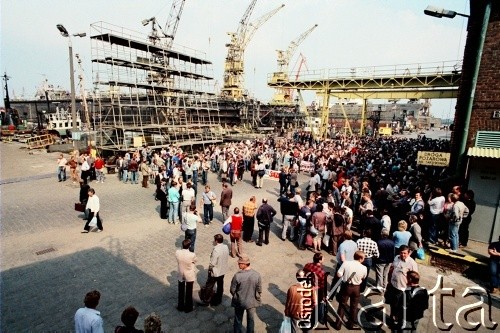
[221,1,284,101]
[271,24,318,105]
[268,60,462,137]
[90,21,222,152]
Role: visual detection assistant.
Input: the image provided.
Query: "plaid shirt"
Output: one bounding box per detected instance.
[303,262,326,300]
[356,237,380,259]
[242,200,257,217]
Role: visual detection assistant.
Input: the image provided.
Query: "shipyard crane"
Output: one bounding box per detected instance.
[271,24,317,105]
[289,53,308,102]
[75,54,91,134]
[221,1,285,101]
[163,0,186,48]
[142,0,186,48]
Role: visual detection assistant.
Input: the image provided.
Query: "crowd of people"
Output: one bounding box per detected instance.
[67,130,499,332]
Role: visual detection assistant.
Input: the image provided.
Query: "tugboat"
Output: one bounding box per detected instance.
[46,106,82,137]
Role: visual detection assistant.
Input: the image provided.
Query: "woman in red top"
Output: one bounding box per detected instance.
[224,207,244,258]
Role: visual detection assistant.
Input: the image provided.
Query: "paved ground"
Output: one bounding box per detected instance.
[0,141,498,332]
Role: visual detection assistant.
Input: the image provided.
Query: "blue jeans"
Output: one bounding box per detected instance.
[448,222,461,251]
[361,257,373,292]
[122,170,128,182]
[234,306,256,333]
[96,169,105,182]
[185,228,196,252]
[192,172,198,185]
[169,201,179,224]
[58,166,66,181]
[203,203,213,225]
[130,171,138,184]
[490,258,500,289]
[428,213,440,244]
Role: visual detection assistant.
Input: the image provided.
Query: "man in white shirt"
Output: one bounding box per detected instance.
[385,245,418,324]
[74,290,104,333]
[57,153,68,182]
[82,188,103,233]
[427,188,445,244]
[191,156,201,188]
[201,234,229,306]
[333,251,367,330]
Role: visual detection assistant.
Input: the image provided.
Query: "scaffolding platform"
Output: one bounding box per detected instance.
[90,21,222,152]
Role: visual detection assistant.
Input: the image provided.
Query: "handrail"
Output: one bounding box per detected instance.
[269,60,463,82]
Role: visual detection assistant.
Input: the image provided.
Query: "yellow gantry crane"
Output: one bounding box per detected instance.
[270,24,318,105]
[221,0,285,101]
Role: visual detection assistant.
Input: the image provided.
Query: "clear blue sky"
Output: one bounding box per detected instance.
[1,0,469,118]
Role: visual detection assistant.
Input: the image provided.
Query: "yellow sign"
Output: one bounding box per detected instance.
[379,127,392,136]
[417,151,451,167]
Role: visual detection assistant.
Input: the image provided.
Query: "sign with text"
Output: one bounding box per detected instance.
[417,151,450,167]
[300,161,315,174]
[265,169,279,181]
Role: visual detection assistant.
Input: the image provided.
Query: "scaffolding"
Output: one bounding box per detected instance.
[90,22,223,152]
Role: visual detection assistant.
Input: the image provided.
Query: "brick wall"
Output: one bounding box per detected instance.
[451,1,500,165]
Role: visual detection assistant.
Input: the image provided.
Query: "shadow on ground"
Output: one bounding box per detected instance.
[0,247,238,332]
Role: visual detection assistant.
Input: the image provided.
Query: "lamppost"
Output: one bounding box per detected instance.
[424,3,491,179]
[56,24,86,136]
[424,5,470,18]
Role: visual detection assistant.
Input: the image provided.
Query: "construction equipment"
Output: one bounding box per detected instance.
[26,134,56,149]
[75,54,91,133]
[221,1,284,101]
[271,24,318,105]
[142,0,186,48]
[289,53,308,103]
[163,0,186,48]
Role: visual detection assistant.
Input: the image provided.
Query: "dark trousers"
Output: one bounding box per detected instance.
[84,211,103,231]
[252,173,257,187]
[80,170,89,184]
[459,217,472,246]
[203,204,214,224]
[204,274,224,305]
[184,228,196,252]
[257,225,270,244]
[177,280,194,312]
[237,168,244,181]
[336,284,361,328]
[160,200,168,219]
[279,183,288,195]
[142,174,149,188]
[242,216,255,241]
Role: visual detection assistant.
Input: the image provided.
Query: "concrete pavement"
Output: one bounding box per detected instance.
[0,141,498,332]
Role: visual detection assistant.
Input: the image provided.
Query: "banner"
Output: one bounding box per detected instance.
[265,169,279,181]
[417,151,450,167]
[300,161,314,174]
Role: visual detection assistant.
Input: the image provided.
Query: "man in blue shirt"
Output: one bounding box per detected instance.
[74,290,104,333]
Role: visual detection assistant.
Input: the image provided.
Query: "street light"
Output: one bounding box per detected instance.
[56,24,86,136]
[424,5,470,18]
